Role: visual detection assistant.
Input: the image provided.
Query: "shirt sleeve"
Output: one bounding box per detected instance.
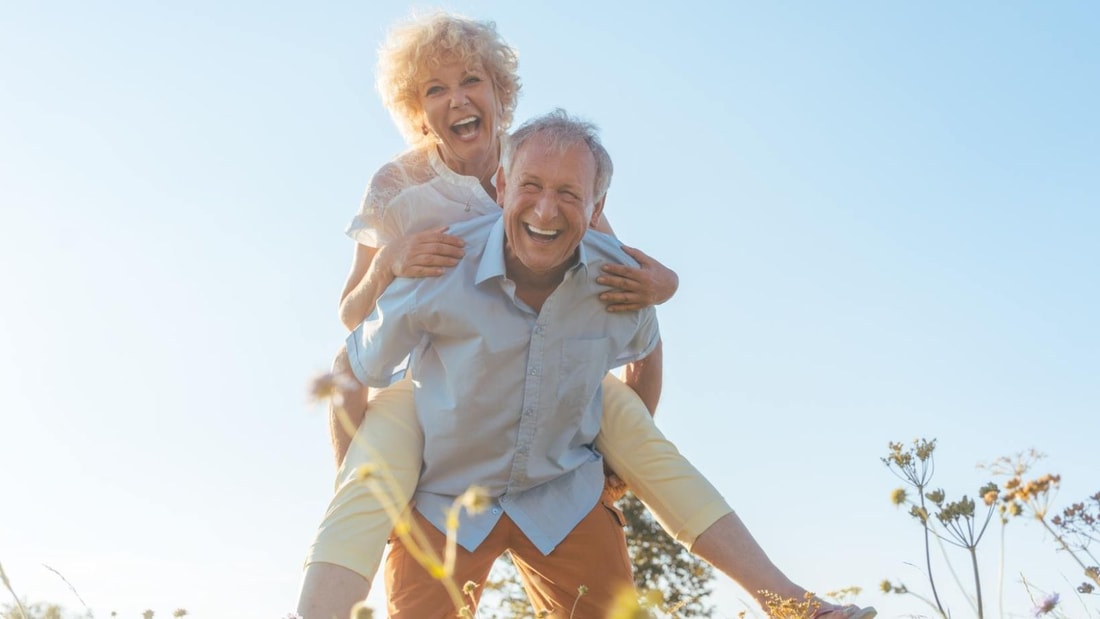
[613,307,660,367]
[345,279,425,387]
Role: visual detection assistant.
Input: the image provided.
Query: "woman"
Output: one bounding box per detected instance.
[297,12,874,619]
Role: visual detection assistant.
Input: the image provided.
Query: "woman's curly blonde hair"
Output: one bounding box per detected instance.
[376,12,521,149]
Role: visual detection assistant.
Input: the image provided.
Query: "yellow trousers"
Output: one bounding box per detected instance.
[304,375,732,580]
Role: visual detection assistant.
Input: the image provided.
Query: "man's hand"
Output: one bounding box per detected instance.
[596,245,679,312]
[379,226,465,278]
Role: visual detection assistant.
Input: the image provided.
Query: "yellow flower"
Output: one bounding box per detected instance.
[354,463,378,482]
[605,588,649,619]
[459,485,491,515]
[393,517,411,536]
[307,371,356,403]
[427,561,446,580]
[890,488,907,506]
[350,601,373,619]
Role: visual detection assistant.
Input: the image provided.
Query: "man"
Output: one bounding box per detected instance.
[339,110,661,617]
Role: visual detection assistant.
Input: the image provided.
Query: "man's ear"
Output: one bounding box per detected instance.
[495,166,507,207]
[589,195,607,228]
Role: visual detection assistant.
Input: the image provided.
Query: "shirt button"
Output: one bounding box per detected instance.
[491,507,500,514]
[529,368,537,376]
[500,496,508,503]
[524,407,534,416]
[534,326,544,335]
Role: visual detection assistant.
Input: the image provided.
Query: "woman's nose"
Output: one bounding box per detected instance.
[449,91,468,109]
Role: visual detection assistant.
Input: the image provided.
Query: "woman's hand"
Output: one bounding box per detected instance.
[596,246,679,311]
[378,226,466,278]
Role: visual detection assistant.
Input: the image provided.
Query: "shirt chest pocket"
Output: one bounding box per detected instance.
[557,337,611,414]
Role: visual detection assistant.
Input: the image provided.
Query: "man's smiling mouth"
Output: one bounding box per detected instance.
[524,223,560,241]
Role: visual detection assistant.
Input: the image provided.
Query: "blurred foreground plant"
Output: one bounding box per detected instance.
[310,371,491,617]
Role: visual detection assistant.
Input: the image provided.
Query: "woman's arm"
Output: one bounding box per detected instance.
[337,228,466,331]
[331,229,465,465]
[622,338,663,415]
[593,213,680,312]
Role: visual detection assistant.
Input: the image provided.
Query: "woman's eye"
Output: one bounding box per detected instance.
[425,86,444,96]
[463,76,482,85]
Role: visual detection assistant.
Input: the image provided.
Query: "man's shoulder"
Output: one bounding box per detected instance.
[393,214,499,296]
[582,229,639,269]
[444,212,501,244]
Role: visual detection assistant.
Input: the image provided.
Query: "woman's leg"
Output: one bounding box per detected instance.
[597,375,836,611]
[596,374,731,547]
[296,377,422,619]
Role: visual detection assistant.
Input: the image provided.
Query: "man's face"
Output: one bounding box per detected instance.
[498,135,604,278]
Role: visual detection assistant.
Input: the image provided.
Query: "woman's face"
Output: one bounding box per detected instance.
[417,58,502,178]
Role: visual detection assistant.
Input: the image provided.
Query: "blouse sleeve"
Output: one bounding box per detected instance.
[345,161,408,248]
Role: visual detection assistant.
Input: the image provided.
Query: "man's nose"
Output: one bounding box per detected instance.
[532,196,559,221]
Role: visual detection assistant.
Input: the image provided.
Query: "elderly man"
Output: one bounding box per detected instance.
[341,110,659,617]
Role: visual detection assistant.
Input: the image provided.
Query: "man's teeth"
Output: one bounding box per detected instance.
[526,224,560,237]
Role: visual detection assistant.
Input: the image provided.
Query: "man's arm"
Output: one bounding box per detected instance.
[621,338,662,416]
[333,280,425,465]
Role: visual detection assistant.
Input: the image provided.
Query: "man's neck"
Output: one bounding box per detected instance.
[505,253,577,314]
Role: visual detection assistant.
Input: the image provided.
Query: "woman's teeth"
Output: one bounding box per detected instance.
[451,117,479,136]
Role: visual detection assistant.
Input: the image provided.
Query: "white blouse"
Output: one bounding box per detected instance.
[345,147,501,248]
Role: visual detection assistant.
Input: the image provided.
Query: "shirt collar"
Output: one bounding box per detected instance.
[475,218,590,286]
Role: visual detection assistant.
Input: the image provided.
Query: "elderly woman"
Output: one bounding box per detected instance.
[296,13,874,619]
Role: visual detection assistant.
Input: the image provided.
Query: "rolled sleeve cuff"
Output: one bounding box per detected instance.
[345,329,393,388]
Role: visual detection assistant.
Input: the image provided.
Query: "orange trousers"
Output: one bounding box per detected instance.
[385,490,634,618]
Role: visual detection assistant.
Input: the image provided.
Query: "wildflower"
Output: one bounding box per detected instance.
[427,561,446,579]
[605,587,650,619]
[908,505,928,524]
[459,485,491,515]
[1032,592,1059,616]
[890,488,907,506]
[925,488,945,505]
[350,602,374,619]
[354,463,379,482]
[1078,582,1095,594]
[879,580,892,593]
[307,371,356,403]
[980,482,999,506]
[463,580,478,595]
[393,516,411,536]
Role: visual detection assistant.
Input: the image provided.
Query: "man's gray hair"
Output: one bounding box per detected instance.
[501,109,613,201]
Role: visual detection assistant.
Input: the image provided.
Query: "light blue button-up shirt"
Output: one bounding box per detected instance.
[346,213,660,554]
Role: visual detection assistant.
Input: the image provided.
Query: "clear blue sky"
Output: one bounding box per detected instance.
[1,1,1097,617]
